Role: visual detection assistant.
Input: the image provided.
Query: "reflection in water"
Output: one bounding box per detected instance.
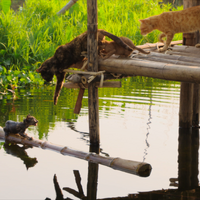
[67,121,90,144]
[46,128,200,200]
[66,121,110,157]
[178,128,199,190]
[3,141,38,169]
[143,96,152,162]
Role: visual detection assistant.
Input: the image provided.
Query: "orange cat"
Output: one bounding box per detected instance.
[139,6,200,51]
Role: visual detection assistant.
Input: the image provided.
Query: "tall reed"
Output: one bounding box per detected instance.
[0,0,182,90]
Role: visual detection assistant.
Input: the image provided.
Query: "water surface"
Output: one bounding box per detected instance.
[1,76,198,199]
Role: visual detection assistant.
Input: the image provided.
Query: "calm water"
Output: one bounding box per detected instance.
[0,76,199,199]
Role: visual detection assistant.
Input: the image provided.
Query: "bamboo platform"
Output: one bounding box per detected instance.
[97,40,200,83]
[63,39,200,129]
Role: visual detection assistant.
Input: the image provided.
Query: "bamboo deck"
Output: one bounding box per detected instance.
[97,40,200,84]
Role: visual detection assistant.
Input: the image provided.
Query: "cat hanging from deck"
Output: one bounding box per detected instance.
[139,5,200,52]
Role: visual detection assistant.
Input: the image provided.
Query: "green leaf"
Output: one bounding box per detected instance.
[7,75,12,81]
[1,0,11,14]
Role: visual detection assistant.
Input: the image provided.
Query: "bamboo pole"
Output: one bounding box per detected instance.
[132,55,200,66]
[98,58,200,83]
[137,40,182,49]
[170,45,200,54]
[87,0,100,145]
[57,0,78,15]
[165,51,200,58]
[0,127,152,177]
[147,52,200,64]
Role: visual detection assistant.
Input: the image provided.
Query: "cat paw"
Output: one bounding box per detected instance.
[195,44,200,48]
[158,48,167,52]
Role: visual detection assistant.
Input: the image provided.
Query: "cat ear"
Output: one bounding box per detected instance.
[139,19,145,24]
[26,114,31,118]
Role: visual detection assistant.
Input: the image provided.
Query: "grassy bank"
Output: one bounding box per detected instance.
[0,0,182,92]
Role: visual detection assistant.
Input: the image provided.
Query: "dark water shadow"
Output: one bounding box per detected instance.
[3,141,38,169]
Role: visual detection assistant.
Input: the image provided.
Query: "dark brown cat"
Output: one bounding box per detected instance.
[139,5,200,51]
[36,29,133,105]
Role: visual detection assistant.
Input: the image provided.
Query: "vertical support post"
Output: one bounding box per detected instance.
[87,0,100,145]
[179,83,193,128]
[192,84,200,127]
[179,0,200,128]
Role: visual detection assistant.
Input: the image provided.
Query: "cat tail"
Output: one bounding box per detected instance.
[99,30,134,51]
[135,46,150,54]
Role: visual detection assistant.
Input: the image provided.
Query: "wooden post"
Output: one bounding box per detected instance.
[179,0,200,128]
[179,83,194,128]
[87,0,100,145]
[87,146,99,200]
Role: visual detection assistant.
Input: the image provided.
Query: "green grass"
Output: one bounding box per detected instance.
[0,0,183,92]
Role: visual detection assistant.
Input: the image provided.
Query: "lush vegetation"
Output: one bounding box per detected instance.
[0,0,182,93]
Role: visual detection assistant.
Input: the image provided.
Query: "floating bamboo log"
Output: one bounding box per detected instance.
[0,127,152,177]
[98,58,200,83]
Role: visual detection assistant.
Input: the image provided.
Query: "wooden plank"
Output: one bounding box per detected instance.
[74,88,85,114]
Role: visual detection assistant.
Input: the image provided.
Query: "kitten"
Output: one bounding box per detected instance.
[99,36,150,59]
[3,114,38,140]
[139,5,200,51]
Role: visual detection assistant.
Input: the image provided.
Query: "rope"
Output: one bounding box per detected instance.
[64,69,105,87]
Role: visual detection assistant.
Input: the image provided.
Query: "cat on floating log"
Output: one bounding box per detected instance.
[36,30,133,105]
[99,36,150,59]
[3,114,38,140]
[139,5,200,52]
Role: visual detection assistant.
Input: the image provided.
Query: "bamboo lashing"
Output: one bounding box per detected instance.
[0,127,152,177]
[64,69,106,87]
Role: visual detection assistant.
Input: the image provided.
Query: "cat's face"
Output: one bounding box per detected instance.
[139,19,154,35]
[36,58,55,82]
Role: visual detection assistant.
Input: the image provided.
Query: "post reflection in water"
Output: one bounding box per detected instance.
[178,127,199,190]
[46,128,200,200]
